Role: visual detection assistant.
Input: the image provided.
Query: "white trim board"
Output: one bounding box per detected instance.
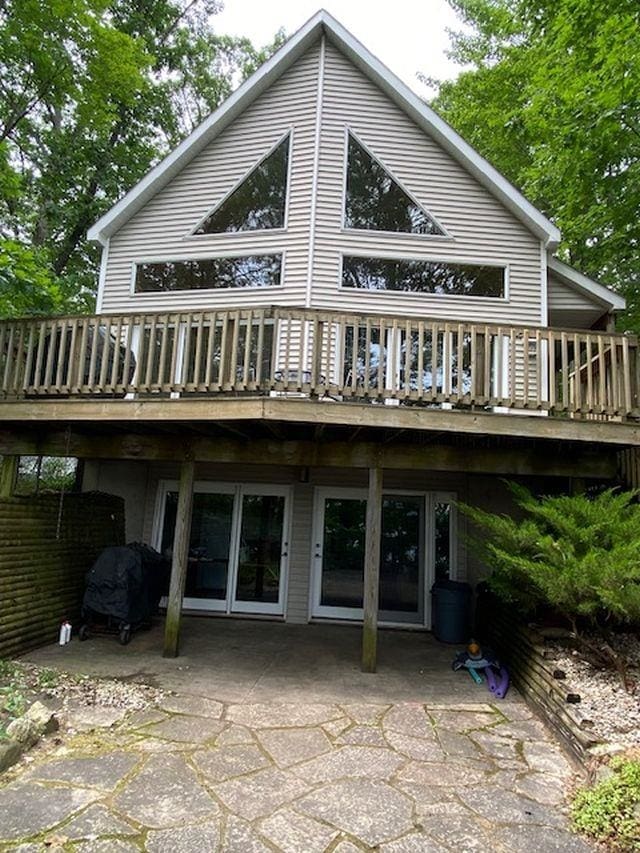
[87,10,561,249]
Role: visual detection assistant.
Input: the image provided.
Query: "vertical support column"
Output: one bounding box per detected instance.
[0,455,19,498]
[163,456,195,658]
[362,466,382,673]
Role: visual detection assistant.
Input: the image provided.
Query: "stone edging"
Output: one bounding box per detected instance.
[0,702,58,773]
[480,602,602,764]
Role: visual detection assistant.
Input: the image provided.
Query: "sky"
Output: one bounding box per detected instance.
[213,0,466,98]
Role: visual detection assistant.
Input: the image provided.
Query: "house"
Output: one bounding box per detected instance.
[0,10,636,670]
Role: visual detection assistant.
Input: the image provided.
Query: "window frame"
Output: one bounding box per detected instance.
[186,129,293,239]
[340,127,451,239]
[338,252,510,302]
[129,250,287,296]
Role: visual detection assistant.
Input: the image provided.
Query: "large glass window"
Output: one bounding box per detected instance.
[345,134,443,235]
[342,256,504,298]
[135,255,282,293]
[194,135,289,234]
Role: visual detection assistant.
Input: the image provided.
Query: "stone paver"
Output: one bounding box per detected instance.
[297,778,415,846]
[193,743,270,781]
[61,803,138,839]
[256,726,332,767]
[114,753,220,827]
[145,820,222,852]
[0,687,592,851]
[0,784,100,841]
[27,751,139,791]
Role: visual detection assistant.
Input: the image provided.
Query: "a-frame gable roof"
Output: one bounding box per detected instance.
[87,9,561,248]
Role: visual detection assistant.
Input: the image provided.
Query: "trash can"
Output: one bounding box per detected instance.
[431,580,472,644]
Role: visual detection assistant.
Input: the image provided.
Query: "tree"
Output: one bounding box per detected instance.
[0,0,283,317]
[461,483,640,689]
[431,1,640,330]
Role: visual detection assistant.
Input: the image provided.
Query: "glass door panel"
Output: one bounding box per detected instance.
[161,491,235,608]
[233,493,285,607]
[313,492,425,624]
[321,497,366,610]
[379,496,424,623]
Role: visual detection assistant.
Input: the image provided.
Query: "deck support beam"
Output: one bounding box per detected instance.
[0,455,18,498]
[362,466,382,673]
[163,456,195,658]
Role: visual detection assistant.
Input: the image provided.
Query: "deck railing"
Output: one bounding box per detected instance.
[0,306,637,419]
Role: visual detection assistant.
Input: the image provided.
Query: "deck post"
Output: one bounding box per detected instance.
[362,466,383,673]
[163,455,195,658]
[0,455,18,498]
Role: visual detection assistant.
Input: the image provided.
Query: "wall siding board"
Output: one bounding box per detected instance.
[311,44,543,325]
[99,38,545,325]
[100,44,321,314]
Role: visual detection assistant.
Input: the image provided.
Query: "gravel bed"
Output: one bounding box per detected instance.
[546,633,640,748]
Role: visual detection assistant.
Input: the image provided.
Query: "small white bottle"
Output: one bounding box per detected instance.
[59,620,72,645]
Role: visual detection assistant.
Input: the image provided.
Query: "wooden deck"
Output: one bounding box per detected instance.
[0,306,638,443]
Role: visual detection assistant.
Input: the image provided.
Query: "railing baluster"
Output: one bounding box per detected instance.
[417,321,424,401]
[42,320,56,392]
[585,334,594,413]
[622,335,632,415]
[192,312,204,391]
[597,335,607,413]
[560,332,569,411]
[253,311,264,392]
[119,317,134,394]
[610,334,619,414]
[364,318,372,399]
[521,329,528,407]
[242,310,252,390]
[22,322,36,394]
[62,318,78,393]
[573,333,582,414]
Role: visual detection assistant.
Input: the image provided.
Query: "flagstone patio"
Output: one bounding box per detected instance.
[0,691,592,852]
[0,620,594,851]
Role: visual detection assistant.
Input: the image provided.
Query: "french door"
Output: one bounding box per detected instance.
[155,482,290,615]
[311,487,456,626]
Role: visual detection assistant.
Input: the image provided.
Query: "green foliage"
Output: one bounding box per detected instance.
[460,484,640,626]
[0,660,28,737]
[15,456,78,495]
[433,1,640,330]
[0,1,282,316]
[572,757,640,849]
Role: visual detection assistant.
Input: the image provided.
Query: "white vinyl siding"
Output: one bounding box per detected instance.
[547,274,606,329]
[312,43,543,326]
[100,44,321,314]
[99,37,545,327]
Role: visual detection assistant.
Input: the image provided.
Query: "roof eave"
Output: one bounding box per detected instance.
[548,256,626,311]
[320,13,561,249]
[87,12,327,244]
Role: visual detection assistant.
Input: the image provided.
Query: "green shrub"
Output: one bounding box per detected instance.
[572,757,640,850]
[461,484,640,628]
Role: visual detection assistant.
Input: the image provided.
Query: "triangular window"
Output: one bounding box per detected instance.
[194,135,290,234]
[345,134,443,235]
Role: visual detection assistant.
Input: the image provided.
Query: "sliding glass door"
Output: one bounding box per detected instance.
[157,483,290,615]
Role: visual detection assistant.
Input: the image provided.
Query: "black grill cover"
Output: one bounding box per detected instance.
[83,544,169,625]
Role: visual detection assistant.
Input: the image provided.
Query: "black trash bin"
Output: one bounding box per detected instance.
[431,580,472,643]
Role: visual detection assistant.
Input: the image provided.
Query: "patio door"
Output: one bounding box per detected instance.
[157,482,290,616]
[311,488,430,625]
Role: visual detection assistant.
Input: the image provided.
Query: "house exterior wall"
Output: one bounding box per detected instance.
[97,37,546,328]
[311,43,544,326]
[84,458,472,626]
[99,43,321,315]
